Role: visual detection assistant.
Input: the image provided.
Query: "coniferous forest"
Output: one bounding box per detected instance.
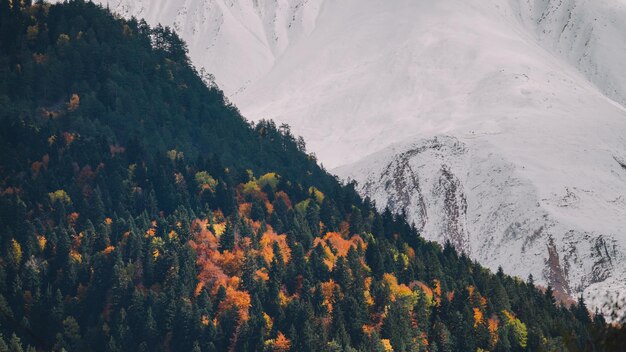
[0,1,625,351]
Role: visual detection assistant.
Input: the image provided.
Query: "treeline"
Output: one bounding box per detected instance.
[0,1,624,351]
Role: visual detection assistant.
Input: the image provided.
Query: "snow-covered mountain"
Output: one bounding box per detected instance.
[93,0,626,316]
[96,0,322,98]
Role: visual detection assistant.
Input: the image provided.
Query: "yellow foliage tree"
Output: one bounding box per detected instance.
[381,339,394,352]
[309,186,325,203]
[195,171,218,192]
[10,239,22,266]
[502,310,528,348]
[295,199,312,216]
[49,189,71,205]
[382,273,418,306]
[258,172,280,190]
[242,180,261,197]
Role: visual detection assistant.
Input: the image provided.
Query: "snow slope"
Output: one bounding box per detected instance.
[96,0,321,95]
[512,0,626,108]
[91,0,626,316]
[94,0,626,165]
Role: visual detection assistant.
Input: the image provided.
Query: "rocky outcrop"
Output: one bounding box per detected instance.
[337,135,626,318]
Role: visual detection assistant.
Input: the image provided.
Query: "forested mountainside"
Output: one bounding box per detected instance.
[89,0,626,311]
[0,1,623,351]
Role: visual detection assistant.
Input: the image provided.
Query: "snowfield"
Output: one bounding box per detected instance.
[93,0,626,318]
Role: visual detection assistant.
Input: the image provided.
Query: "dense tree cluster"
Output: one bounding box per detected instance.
[0,1,624,351]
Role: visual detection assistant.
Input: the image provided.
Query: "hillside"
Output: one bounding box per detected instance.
[0,1,623,351]
[87,0,626,317]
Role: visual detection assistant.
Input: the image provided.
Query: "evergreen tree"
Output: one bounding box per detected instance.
[220,221,235,252]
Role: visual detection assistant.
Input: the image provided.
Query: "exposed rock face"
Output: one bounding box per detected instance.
[545,236,571,296]
[361,137,470,253]
[336,135,625,317]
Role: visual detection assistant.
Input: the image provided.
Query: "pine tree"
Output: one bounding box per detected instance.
[305,201,320,236]
[144,308,158,347]
[8,334,23,352]
[219,221,235,252]
[382,297,415,352]
[574,295,591,324]
[0,334,8,352]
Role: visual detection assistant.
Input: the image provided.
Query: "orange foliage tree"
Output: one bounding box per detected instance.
[270,332,291,352]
